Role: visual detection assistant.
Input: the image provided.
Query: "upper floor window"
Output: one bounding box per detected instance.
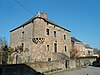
[21,43,24,51]
[65,46,67,52]
[54,31,56,38]
[54,43,57,53]
[46,28,49,35]
[47,22,49,25]
[64,35,66,40]
[21,31,24,38]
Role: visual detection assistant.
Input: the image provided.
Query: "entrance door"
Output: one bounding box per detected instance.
[65,60,68,68]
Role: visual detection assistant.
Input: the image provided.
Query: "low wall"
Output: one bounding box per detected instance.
[0,64,45,75]
[0,61,65,75]
[27,61,65,73]
[76,56,97,67]
[69,59,76,69]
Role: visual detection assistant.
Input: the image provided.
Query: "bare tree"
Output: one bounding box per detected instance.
[0,37,8,64]
[70,48,78,58]
[0,37,7,47]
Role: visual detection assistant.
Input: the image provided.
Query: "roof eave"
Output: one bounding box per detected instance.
[10,17,71,32]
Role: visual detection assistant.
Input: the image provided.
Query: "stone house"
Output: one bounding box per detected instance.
[10,12,71,65]
[71,37,85,57]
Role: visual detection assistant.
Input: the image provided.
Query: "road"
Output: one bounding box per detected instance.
[48,66,100,75]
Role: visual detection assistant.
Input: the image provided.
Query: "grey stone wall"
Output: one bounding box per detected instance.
[76,57,96,67]
[10,15,71,63]
[27,61,65,73]
[45,22,71,56]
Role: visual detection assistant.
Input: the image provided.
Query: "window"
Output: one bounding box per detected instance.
[64,35,66,40]
[54,43,57,53]
[47,22,49,25]
[21,31,24,37]
[46,28,49,35]
[65,46,67,52]
[47,45,49,51]
[54,31,56,37]
[22,25,24,28]
[48,58,51,61]
[21,43,24,50]
[22,31,24,34]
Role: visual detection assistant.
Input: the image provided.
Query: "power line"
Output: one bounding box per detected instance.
[15,0,34,15]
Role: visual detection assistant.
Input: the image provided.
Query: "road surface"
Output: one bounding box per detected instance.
[48,66,100,75]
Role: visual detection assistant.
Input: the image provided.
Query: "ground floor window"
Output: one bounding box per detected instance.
[48,58,51,61]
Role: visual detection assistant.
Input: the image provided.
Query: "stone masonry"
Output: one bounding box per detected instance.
[10,12,71,64]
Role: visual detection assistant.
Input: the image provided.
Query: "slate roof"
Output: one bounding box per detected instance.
[85,45,93,49]
[10,12,71,32]
[71,37,82,43]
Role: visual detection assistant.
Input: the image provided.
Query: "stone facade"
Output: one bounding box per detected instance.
[10,12,71,63]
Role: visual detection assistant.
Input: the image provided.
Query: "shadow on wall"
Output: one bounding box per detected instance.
[0,64,45,75]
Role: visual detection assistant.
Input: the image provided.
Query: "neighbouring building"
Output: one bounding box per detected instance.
[10,12,71,65]
[85,45,94,56]
[71,37,85,57]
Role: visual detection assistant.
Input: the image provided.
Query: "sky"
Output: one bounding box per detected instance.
[0,0,100,49]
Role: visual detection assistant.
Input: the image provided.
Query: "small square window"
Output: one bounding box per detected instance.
[48,58,51,61]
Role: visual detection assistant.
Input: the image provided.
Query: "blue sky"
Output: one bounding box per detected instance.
[0,0,100,49]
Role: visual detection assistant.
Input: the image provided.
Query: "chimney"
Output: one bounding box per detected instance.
[41,12,47,18]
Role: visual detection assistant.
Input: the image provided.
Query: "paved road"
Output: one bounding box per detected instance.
[49,66,100,75]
